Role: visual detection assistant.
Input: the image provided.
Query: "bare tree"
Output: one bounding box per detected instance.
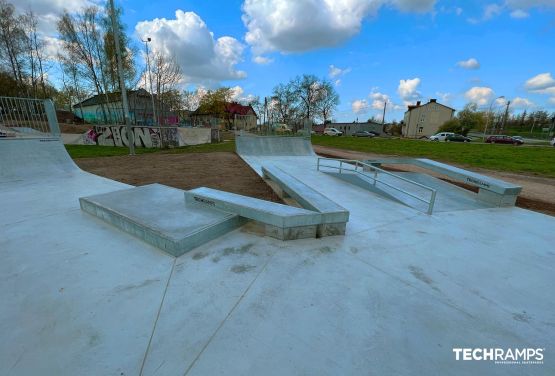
[291,74,327,122]
[58,7,111,122]
[270,74,339,125]
[271,83,298,124]
[0,0,26,90]
[150,52,182,124]
[315,80,339,123]
[22,10,49,98]
[182,87,206,111]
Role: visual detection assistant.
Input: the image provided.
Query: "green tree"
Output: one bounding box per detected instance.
[438,118,466,135]
[196,87,233,127]
[457,103,485,132]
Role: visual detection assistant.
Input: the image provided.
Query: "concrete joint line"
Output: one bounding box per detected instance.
[139,257,177,376]
[349,252,475,320]
[183,254,274,376]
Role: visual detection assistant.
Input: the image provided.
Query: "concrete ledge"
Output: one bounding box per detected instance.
[262,165,349,223]
[185,187,323,240]
[366,157,522,206]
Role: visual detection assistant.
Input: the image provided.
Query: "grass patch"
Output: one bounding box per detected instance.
[311,135,555,177]
[65,141,235,159]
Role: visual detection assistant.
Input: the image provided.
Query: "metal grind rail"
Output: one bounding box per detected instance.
[317,157,437,214]
[0,96,59,137]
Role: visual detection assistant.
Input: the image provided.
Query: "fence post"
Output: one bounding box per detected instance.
[43,99,60,137]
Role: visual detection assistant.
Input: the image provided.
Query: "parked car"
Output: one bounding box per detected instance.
[511,136,524,143]
[445,134,471,142]
[323,127,343,136]
[368,131,380,136]
[274,123,292,134]
[352,131,375,137]
[429,132,455,141]
[485,135,523,145]
[550,137,555,147]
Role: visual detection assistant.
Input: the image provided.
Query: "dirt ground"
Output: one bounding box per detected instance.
[75,146,554,217]
[314,145,555,216]
[75,152,281,203]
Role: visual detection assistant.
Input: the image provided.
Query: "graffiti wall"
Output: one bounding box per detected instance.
[89,126,211,148]
[93,125,179,148]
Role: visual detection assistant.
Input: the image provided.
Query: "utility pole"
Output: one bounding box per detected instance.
[109,0,134,155]
[142,37,158,127]
[501,100,511,132]
[263,97,267,133]
[382,100,387,124]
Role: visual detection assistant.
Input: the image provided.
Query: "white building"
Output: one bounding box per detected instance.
[402,99,455,138]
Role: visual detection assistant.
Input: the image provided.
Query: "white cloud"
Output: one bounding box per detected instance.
[506,0,555,9]
[464,86,494,106]
[493,97,508,106]
[12,0,95,34]
[510,9,530,18]
[483,3,503,19]
[369,91,389,109]
[42,36,66,61]
[135,10,246,85]
[455,7,463,15]
[436,92,452,104]
[253,55,273,64]
[230,85,244,101]
[510,97,534,108]
[229,85,257,104]
[457,58,480,70]
[397,77,421,102]
[242,0,437,55]
[525,72,555,91]
[548,97,555,105]
[352,99,370,114]
[469,1,555,23]
[329,65,351,78]
[334,79,341,86]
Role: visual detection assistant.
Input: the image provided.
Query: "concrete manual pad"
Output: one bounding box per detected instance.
[80,184,246,256]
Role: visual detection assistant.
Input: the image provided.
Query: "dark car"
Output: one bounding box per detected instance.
[352,131,375,137]
[486,135,523,145]
[446,134,471,143]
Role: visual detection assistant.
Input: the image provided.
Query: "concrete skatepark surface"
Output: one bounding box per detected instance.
[1,136,555,375]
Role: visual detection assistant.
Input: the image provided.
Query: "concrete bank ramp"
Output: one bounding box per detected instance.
[235,133,315,156]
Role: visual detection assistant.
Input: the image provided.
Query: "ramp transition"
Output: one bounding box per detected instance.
[235,133,315,156]
[0,138,81,182]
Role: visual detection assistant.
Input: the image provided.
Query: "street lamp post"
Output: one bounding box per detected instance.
[483,96,505,142]
[142,37,158,126]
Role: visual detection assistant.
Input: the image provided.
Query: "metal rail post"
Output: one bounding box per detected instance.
[428,190,437,215]
[43,99,60,137]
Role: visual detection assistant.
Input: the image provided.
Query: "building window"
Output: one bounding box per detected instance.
[418,127,423,133]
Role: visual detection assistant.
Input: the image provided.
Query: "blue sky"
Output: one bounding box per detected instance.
[19,0,555,121]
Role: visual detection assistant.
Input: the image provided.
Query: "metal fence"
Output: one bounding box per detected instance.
[0,96,60,137]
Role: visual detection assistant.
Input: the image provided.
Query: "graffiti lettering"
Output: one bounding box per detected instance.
[94,126,179,148]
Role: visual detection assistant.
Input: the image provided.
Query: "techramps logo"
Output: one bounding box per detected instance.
[453,348,544,365]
